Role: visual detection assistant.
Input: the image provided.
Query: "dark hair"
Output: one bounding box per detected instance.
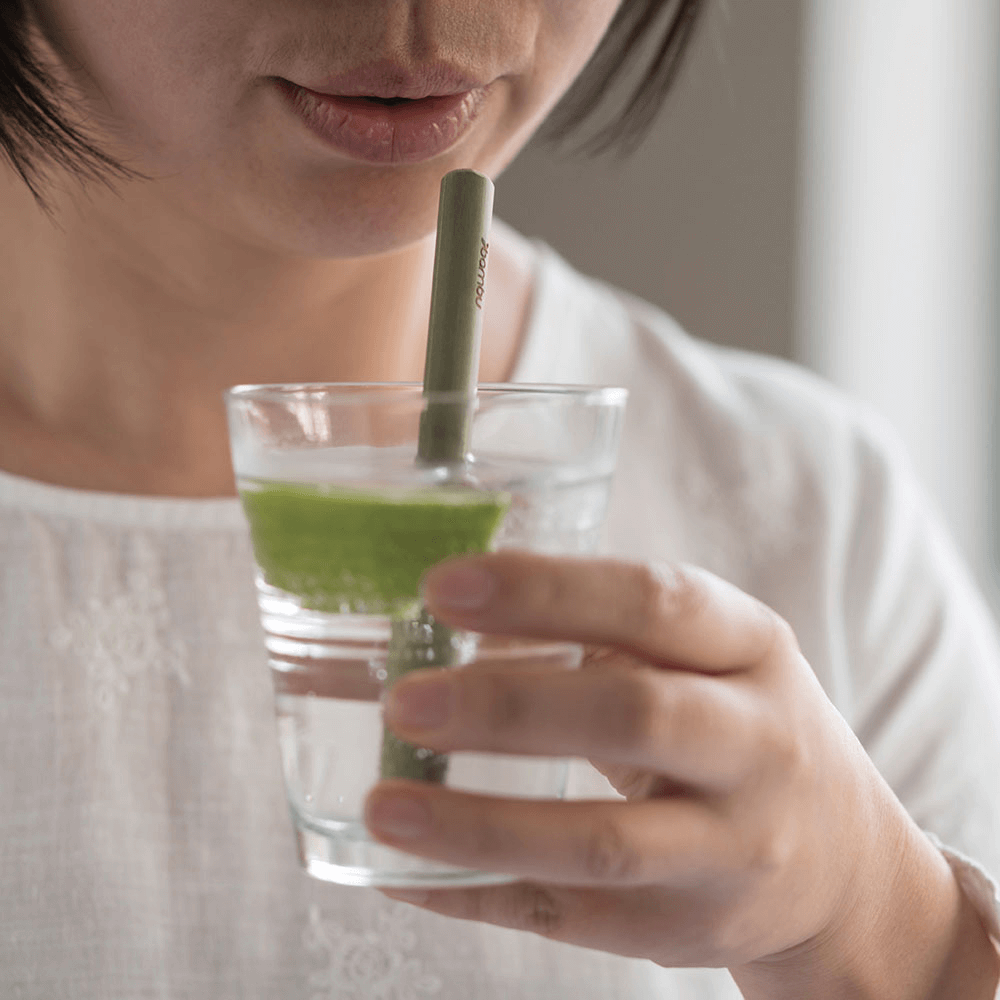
[544,0,706,155]
[0,0,705,199]
[0,0,136,202]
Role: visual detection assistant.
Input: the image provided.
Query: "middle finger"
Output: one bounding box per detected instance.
[383,658,756,790]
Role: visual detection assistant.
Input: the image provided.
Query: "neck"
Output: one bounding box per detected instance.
[0,168,529,496]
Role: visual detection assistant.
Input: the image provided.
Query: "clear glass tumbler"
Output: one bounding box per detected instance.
[224,383,627,888]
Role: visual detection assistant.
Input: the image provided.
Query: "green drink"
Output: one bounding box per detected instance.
[240,479,508,783]
[240,480,508,617]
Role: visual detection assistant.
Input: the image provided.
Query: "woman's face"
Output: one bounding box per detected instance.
[31,0,622,256]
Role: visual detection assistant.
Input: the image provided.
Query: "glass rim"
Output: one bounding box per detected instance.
[223,381,628,408]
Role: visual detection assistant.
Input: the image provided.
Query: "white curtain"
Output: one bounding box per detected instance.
[798,0,1000,606]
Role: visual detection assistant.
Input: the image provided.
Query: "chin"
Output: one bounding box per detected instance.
[266,182,443,260]
[177,150,488,260]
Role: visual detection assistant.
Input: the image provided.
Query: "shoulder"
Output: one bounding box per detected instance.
[519,238,910,556]
[518,239,965,670]
[515,229,880,451]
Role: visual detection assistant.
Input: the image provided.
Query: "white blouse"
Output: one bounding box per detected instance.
[1,225,997,998]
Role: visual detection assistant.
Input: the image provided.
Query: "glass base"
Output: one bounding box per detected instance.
[294,814,516,888]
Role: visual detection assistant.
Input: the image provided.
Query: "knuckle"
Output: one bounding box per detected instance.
[767,720,803,777]
[601,670,666,756]
[476,674,529,737]
[581,818,642,883]
[742,693,812,793]
[632,563,706,637]
[726,808,797,881]
[708,905,759,963]
[467,813,516,863]
[580,644,618,670]
[759,607,800,663]
[744,821,797,879]
[631,564,670,635]
[504,885,565,938]
[525,562,571,614]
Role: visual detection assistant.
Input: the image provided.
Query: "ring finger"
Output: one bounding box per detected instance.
[364,782,731,887]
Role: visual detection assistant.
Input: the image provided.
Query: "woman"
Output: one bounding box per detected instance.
[1,1,998,997]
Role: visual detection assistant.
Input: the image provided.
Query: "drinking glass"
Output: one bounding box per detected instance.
[224,383,626,887]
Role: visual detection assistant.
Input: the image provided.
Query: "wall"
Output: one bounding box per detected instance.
[798,0,1000,595]
[496,0,804,361]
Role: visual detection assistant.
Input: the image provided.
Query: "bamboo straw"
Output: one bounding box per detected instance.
[381,169,495,783]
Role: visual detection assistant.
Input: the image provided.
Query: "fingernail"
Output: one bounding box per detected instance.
[385,677,452,730]
[425,563,495,610]
[367,794,431,840]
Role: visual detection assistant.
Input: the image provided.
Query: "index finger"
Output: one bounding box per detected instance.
[421,553,790,674]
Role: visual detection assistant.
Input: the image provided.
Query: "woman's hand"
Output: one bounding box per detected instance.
[364,553,1000,999]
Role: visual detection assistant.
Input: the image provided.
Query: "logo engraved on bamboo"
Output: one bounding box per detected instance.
[475,238,489,309]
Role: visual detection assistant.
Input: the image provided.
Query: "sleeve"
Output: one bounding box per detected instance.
[838,411,1000,969]
[933,839,1000,995]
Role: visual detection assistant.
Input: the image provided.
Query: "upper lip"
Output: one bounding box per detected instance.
[292,59,489,100]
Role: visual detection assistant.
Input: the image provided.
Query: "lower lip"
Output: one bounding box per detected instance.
[276,80,488,164]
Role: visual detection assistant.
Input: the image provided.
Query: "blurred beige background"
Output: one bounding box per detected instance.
[496,0,802,360]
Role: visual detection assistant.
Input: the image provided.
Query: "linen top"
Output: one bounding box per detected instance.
[2,224,998,999]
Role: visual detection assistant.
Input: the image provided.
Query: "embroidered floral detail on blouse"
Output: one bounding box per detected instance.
[49,533,189,713]
[304,903,443,1000]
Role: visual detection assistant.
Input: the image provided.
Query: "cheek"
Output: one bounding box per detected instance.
[34,0,258,169]
[506,0,622,123]
[484,0,621,168]
[540,0,623,82]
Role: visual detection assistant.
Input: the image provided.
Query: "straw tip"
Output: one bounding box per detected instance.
[441,168,494,191]
[444,167,490,179]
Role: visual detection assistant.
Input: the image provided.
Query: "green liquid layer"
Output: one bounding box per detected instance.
[240,481,509,614]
